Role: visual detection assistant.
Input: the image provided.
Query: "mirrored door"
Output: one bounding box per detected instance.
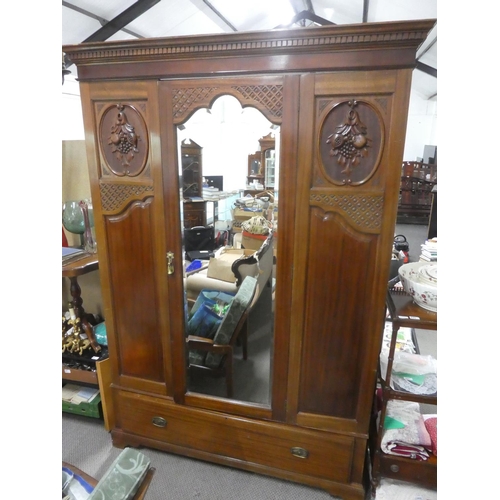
[178,95,280,407]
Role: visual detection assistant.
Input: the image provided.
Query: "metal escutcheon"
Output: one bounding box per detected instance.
[152,416,167,428]
[291,447,309,459]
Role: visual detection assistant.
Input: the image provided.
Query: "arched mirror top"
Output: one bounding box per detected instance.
[171,82,284,126]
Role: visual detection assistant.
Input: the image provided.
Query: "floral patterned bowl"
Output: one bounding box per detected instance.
[398,262,437,312]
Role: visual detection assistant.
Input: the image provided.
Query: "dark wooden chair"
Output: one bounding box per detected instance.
[186,275,258,398]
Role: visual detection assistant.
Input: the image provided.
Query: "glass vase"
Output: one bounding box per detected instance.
[79,200,97,254]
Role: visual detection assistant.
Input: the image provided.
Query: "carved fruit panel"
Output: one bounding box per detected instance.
[318,99,384,186]
[99,103,149,177]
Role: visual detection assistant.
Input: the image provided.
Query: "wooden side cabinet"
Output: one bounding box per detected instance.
[183,200,206,228]
[370,289,437,491]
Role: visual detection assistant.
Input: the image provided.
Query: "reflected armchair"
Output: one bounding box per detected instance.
[185,232,274,306]
[186,275,258,398]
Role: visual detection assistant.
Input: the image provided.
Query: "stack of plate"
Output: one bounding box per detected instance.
[418,264,438,286]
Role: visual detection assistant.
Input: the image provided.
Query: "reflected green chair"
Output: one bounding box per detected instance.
[186,275,258,398]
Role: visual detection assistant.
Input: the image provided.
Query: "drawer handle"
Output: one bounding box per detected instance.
[152,416,167,428]
[291,447,309,459]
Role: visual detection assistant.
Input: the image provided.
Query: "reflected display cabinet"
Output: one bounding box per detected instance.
[63,19,435,500]
[259,133,276,189]
[180,138,206,228]
[181,138,202,198]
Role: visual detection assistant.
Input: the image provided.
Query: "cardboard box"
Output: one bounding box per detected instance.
[241,231,268,250]
[62,392,102,419]
[233,207,263,221]
[207,248,255,283]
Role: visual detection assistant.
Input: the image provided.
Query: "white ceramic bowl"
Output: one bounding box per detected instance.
[398,262,437,312]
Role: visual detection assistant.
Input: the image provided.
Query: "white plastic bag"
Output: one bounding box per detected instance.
[380,350,437,395]
[241,215,273,235]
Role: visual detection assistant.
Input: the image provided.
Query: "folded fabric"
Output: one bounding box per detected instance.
[381,401,431,460]
[383,443,429,461]
[423,414,438,456]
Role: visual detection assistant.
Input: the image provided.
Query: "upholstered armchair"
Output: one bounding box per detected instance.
[186,275,259,398]
[184,233,274,304]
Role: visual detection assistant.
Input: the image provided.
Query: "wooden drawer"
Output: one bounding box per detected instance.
[115,391,355,484]
[62,366,98,384]
[378,453,437,489]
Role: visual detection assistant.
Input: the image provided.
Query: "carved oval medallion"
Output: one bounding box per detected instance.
[318,100,384,186]
[99,103,149,177]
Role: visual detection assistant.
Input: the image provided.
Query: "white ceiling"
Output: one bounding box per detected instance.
[62,0,437,99]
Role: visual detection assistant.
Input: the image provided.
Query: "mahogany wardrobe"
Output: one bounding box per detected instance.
[63,19,435,500]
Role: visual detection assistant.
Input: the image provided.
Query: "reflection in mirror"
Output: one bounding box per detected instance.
[178,95,279,406]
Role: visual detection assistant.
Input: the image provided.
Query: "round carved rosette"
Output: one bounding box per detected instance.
[99,103,149,177]
[318,100,384,186]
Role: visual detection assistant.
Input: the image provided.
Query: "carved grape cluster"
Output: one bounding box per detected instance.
[326,100,370,176]
[338,137,356,159]
[118,135,134,155]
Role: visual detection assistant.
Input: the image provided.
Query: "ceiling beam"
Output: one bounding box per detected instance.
[303,0,315,14]
[63,0,161,69]
[288,0,312,15]
[418,35,437,59]
[62,1,145,39]
[416,62,437,78]
[202,0,237,31]
[362,0,370,23]
[276,10,334,28]
[81,0,161,43]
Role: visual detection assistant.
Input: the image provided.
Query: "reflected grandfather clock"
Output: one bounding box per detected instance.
[181,139,206,228]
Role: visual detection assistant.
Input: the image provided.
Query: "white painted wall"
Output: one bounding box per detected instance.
[62,76,85,140]
[403,90,437,161]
